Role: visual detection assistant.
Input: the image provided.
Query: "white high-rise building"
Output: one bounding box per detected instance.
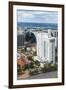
[36,30,56,64]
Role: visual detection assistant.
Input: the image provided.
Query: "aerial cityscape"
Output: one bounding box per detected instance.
[17,9,58,80]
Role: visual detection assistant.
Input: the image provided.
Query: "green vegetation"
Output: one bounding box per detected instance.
[29,68,39,75]
[33,51,37,56]
[17,49,57,77]
[41,63,57,73]
[17,65,22,74]
[17,65,26,75]
[21,56,41,76]
[27,55,33,61]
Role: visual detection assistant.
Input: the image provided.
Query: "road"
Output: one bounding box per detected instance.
[25,71,57,79]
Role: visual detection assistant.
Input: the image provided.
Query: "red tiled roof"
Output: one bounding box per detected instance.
[17,53,30,67]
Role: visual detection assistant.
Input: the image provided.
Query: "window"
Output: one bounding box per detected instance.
[50,39,55,62]
[44,41,48,58]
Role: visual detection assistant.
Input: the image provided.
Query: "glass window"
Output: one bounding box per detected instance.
[44,41,48,58]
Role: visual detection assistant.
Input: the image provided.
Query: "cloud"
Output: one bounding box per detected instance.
[18,12,34,18]
[22,13,34,18]
[33,11,46,15]
[17,10,58,23]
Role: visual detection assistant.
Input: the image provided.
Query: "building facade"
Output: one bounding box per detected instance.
[36,30,57,64]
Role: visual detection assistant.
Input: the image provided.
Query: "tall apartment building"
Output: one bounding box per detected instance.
[36,30,57,64]
[17,29,25,48]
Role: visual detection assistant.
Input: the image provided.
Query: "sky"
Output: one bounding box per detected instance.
[17,9,58,24]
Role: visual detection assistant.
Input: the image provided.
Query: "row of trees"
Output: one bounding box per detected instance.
[17,54,57,76]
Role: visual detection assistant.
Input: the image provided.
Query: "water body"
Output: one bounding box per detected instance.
[17,22,58,30]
